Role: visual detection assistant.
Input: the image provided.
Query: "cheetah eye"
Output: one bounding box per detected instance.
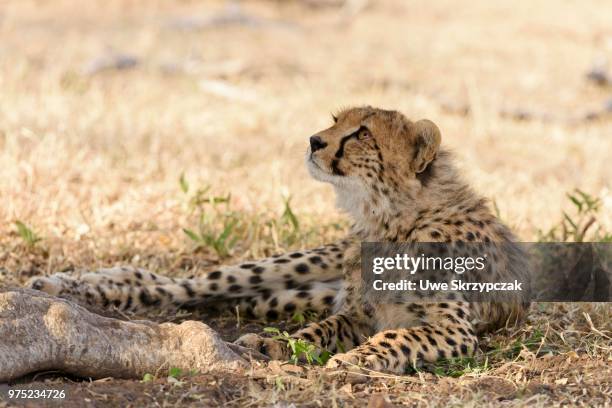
[332,114,338,123]
[358,126,372,140]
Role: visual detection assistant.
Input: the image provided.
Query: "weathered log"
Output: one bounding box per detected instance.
[0,288,250,382]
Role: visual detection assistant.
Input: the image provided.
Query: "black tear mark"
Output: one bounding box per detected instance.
[331,159,345,176]
[335,126,366,159]
[331,126,367,176]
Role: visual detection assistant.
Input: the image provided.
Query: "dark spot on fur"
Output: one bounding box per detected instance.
[260,289,272,300]
[139,290,159,306]
[309,256,323,265]
[295,263,310,274]
[182,283,196,297]
[208,271,222,280]
[323,295,335,305]
[249,275,263,284]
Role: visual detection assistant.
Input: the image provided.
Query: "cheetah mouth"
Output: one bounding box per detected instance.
[306,152,335,181]
[308,155,324,171]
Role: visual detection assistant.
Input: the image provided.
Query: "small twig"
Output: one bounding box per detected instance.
[582,312,611,340]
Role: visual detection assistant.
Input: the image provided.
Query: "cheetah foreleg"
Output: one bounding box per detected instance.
[326,322,478,374]
[235,312,373,360]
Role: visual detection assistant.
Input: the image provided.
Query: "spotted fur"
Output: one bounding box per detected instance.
[235,107,529,373]
[27,106,529,374]
[27,242,350,319]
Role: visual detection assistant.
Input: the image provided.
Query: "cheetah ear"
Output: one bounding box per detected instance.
[410,119,441,173]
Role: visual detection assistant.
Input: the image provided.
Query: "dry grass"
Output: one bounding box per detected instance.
[0,0,611,406]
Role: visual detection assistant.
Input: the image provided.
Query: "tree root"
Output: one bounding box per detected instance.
[0,288,260,382]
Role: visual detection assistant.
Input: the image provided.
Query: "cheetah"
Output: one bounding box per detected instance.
[27,106,529,374]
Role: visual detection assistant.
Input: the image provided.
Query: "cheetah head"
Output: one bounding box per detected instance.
[306,106,441,215]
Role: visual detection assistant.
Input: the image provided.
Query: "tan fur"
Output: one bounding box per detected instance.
[28,106,529,374]
[238,106,529,373]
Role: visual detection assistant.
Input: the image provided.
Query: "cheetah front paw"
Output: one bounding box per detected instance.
[325,351,362,370]
[234,333,291,360]
[326,350,389,373]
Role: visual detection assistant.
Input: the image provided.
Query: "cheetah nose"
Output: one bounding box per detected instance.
[310,135,327,152]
